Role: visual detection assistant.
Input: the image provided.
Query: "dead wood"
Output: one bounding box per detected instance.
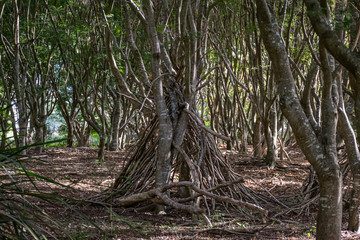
[100,103,284,223]
[113,180,267,226]
[182,104,231,142]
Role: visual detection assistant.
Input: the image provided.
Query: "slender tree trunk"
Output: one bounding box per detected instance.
[33,100,47,153]
[340,103,360,231]
[34,122,45,153]
[337,77,360,231]
[355,93,360,143]
[109,95,121,151]
[13,0,28,150]
[351,10,360,144]
[98,134,106,161]
[253,118,262,157]
[0,112,8,149]
[0,56,19,145]
[143,0,173,195]
[264,107,278,168]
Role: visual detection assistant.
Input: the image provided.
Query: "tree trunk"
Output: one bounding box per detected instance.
[355,94,360,143]
[316,170,342,240]
[0,57,19,146]
[256,1,341,239]
[337,78,360,231]
[264,107,278,168]
[109,96,122,151]
[67,123,74,147]
[98,134,106,161]
[304,0,360,233]
[178,160,191,198]
[0,111,8,149]
[349,170,360,231]
[34,123,45,153]
[13,0,28,151]
[143,0,173,194]
[78,127,91,147]
[253,118,262,157]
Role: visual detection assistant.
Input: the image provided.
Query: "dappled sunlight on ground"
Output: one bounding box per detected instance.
[1,146,356,239]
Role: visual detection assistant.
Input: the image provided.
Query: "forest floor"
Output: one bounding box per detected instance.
[20,145,360,240]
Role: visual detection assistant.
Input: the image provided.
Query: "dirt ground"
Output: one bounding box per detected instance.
[19,146,360,240]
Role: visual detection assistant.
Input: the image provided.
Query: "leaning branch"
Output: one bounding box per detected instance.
[182,103,231,142]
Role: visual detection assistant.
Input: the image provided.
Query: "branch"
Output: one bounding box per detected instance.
[127,0,147,26]
[113,181,267,217]
[304,0,360,79]
[182,103,231,142]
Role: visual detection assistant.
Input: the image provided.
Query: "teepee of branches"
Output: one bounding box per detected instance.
[101,101,290,223]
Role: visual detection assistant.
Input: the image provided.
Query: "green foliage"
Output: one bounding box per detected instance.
[90,132,100,147]
[0,106,63,238]
[335,6,356,33]
[305,225,316,237]
[244,22,258,34]
[156,24,166,34]
[0,114,103,238]
[0,146,66,239]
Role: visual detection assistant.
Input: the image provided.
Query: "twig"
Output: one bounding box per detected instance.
[182,103,231,141]
[277,135,292,162]
[162,182,268,216]
[197,227,255,236]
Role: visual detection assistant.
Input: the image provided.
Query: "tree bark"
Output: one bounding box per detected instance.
[253,117,262,157]
[337,77,360,231]
[304,0,360,233]
[109,94,122,151]
[143,0,173,199]
[304,0,360,80]
[256,1,342,239]
[13,0,28,150]
[264,105,278,168]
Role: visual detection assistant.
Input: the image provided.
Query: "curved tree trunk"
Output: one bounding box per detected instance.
[304,0,360,233]
[256,1,342,239]
[337,78,360,231]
